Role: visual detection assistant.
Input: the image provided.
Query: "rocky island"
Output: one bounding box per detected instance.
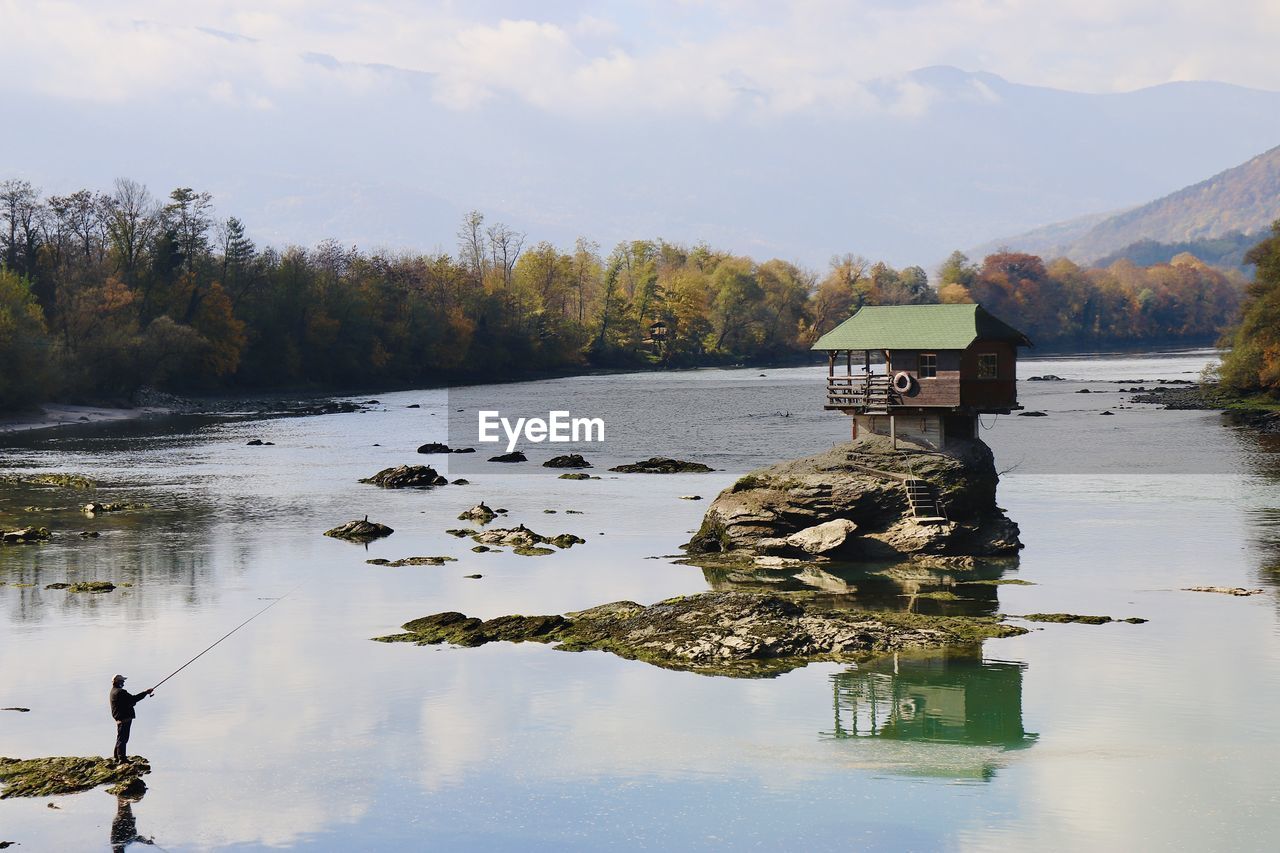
[685,433,1021,563]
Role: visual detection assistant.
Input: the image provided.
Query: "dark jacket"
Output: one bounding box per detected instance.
[110,686,149,721]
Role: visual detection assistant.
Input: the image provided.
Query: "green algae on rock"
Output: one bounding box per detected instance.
[374,591,1026,677]
[3,473,97,489]
[0,756,150,799]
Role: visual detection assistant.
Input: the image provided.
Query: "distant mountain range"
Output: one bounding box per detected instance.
[5,64,1280,266]
[975,145,1280,266]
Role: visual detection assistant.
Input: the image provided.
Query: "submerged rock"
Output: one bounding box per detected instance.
[488,451,527,463]
[558,472,597,480]
[1017,411,1048,417]
[1183,586,1264,596]
[1,527,51,545]
[60,581,116,593]
[0,756,150,799]
[543,454,592,469]
[375,592,1025,677]
[609,457,713,474]
[1018,613,1147,625]
[82,502,145,514]
[366,556,457,567]
[685,434,1021,562]
[5,473,97,489]
[458,503,497,523]
[359,465,448,488]
[324,518,394,542]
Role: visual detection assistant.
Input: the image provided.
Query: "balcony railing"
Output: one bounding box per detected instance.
[826,374,900,410]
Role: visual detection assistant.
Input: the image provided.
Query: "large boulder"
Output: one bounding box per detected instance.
[785,519,859,555]
[685,434,1019,561]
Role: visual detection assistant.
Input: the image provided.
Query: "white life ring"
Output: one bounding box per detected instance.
[892,371,915,394]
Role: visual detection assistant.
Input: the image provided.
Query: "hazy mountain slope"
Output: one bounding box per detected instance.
[979,144,1280,263]
[5,66,1280,266]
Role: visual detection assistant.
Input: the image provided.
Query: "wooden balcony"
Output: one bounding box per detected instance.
[826,374,899,412]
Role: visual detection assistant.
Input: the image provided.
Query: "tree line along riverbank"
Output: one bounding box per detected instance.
[0,178,1263,413]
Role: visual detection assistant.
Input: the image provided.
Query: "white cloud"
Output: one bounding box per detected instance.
[2,0,1278,120]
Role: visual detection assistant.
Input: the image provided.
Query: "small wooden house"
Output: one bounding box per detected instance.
[812,304,1032,449]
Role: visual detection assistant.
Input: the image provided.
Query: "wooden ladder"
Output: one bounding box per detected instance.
[863,375,893,414]
[903,478,947,523]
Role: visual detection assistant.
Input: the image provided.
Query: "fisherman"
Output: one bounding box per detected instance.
[109,675,154,762]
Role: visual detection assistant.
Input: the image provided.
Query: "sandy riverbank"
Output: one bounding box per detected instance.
[0,404,169,434]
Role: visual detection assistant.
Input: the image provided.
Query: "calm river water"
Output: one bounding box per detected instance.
[2,349,1278,851]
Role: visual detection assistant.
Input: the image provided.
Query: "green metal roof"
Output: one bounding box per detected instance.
[811,304,1033,351]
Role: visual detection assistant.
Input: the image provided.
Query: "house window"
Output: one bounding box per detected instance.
[977,353,999,379]
[918,353,937,378]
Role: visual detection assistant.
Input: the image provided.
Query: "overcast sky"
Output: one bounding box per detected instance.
[4,0,1278,117]
[4,1,1279,264]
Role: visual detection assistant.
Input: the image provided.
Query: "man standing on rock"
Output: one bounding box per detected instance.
[110,675,154,762]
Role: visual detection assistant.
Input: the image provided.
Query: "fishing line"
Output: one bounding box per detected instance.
[148,584,300,692]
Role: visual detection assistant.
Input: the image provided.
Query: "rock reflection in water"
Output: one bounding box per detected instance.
[695,556,1020,617]
[824,650,1036,780]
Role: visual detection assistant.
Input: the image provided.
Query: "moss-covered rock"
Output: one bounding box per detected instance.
[0,756,150,799]
[69,581,116,593]
[3,473,96,489]
[375,591,1026,677]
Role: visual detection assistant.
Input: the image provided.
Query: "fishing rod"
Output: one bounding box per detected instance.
[148,585,299,692]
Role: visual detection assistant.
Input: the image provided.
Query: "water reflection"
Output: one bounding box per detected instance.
[824,651,1036,780]
[696,556,1020,617]
[110,782,154,852]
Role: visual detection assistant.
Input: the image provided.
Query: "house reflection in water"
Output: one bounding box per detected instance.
[825,650,1036,780]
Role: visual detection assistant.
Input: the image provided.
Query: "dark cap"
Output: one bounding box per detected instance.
[112,674,126,686]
